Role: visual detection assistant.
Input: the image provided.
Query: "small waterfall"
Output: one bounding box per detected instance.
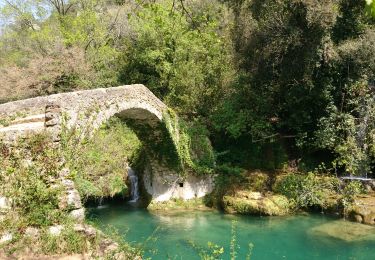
[128,168,140,202]
[97,196,107,209]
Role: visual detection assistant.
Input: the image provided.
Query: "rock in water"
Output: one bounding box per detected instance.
[348,194,375,225]
[310,220,375,242]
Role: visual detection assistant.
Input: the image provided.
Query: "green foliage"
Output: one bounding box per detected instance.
[0,0,123,102]
[274,172,340,209]
[366,0,375,17]
[40,225,88,255]
[163,109,215,175]
[188,220,253,260]
[274,171,365,212]
[121,0,234,116]
[230,220,238,260]
[341,181,365,206]
[0,131,142,257]
[0,133,66,229]
[316,87,375,175]
[244,171,270,192]
[62,117,141,200]
[215,0,375,173]
[212,133,289,170]
[216,0,338,142]
[190,241,225,260]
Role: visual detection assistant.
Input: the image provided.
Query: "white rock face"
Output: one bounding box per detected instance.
[143,164,215,202]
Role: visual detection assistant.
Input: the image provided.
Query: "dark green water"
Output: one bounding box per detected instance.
[87,204,375,260]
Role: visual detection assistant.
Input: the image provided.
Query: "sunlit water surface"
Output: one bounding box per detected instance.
[87,204,375,260]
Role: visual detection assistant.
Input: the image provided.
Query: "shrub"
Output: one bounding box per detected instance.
[341,181,365,206]
[0,133,66,230]
[163,109,216,175]
[273,172,339,209]
[62,117,141,200]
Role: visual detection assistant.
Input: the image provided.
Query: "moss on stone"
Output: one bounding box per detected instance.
[243,171,270,192]
[348,194,375,225]
[310,220,375,242]
[223,191,290,216]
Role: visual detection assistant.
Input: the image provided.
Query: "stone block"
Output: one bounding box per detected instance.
[25,227,40,238]
[74,224,98,238]
[70,208,85,222]
[66,189,82,209]
[0,197,10,212]
[49,225,64,236]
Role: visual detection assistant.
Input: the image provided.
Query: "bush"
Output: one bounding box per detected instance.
[62,117,141,200]
[0,133,66,230]
[342,181,365,206]
[273,172,339,209]
[163,110,216,175]
[0,47,97,103]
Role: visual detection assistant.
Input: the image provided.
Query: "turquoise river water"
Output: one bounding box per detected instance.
[87,203,375,260]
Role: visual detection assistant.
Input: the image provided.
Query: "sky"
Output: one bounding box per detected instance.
[0,1,5,35]
[0,0,53,35]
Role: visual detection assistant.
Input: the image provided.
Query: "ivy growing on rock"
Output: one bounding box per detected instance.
[163,108,215,175]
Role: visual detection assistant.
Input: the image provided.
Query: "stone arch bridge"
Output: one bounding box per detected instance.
[0,85,213,203]
[0,84,166,143]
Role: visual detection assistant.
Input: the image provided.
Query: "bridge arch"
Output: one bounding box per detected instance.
[0,85,214,202]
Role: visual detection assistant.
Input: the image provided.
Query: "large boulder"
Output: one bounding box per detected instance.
[223,191,290,216]
[348,194,375,225]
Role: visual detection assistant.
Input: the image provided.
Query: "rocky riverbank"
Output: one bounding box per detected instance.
[204,170,375,225]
